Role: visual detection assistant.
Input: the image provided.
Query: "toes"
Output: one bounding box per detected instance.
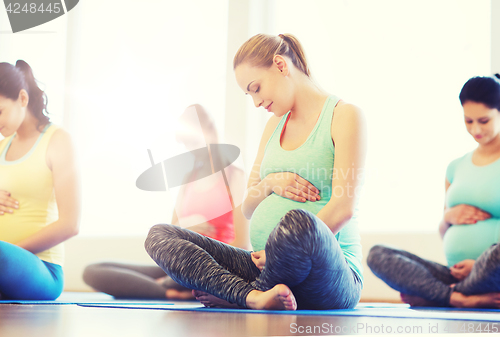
[275,285,296,310]
[283,298,296,310]
[282,294,297,310]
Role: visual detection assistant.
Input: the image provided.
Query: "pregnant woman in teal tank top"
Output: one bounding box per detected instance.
[146,33,367,310]
[368,75,500,308]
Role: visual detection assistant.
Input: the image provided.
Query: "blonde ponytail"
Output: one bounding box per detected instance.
[233,33,311,77]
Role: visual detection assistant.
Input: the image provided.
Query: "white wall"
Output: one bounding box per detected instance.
[2,0,493,235]
[63,0,230,236]
[222,0,492,234]
[493,0,500,74]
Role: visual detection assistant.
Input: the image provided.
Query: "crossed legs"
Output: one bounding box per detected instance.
[367,244,500,308]
[145,209,361,310]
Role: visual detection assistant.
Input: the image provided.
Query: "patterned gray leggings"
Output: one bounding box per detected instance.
[145,209,362,309]
[367,244,500,306]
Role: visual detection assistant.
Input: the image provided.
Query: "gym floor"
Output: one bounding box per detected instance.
[1,299,497,337]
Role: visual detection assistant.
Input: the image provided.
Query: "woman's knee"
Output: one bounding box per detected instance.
[366,244,393,270]
[82,263,106,287]
[82,264,97,285]
[275,209,319,237]
[144,224,180,256]
[475,243,500,269]
[0,241,28,267]
[267,209,327,253]
[145,224,166,255]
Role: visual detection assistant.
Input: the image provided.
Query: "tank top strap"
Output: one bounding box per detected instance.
[315,95,340,137]
[2,124,59,165]
[264,95,340,157]
[33,124,59,160]
[264,111,291,153]
[0,135,14,157]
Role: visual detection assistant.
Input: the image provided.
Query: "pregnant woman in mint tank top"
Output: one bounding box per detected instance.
[146,33,367,310]
[368,75,500,309]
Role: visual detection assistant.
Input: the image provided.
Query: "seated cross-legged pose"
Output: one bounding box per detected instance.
[368,75,500,309]
[145,33,367,310]
[83,104,250,300]
[0,60,80,300]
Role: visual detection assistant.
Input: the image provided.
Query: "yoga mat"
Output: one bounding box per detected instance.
[0,292,175,305]
[77,302,500,322]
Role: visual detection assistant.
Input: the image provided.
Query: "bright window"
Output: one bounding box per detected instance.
[1,0,229,236]
[66,0,229,236]
[1,0,492,235]
[273,0,491,232]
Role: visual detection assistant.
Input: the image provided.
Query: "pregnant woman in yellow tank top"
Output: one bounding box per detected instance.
[0,60,80,300]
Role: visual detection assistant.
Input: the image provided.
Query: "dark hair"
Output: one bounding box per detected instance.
[459,74,500,110]
[0,60,50,130]
[233,33,311,77]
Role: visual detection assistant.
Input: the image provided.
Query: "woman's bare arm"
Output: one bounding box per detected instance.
[15,129,81,253]
[316,103,367,235]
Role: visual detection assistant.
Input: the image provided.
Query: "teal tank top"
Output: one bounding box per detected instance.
[443,152,500,266]
[250,95,363,283]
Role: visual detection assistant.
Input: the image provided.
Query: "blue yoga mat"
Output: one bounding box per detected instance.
[0,292,176,305]
[76,302,500,321]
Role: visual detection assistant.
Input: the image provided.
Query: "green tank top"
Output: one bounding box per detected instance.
[443,152,500,266]
[250,95,363,283]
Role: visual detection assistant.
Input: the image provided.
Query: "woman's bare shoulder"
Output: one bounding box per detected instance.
[46,126,76,168]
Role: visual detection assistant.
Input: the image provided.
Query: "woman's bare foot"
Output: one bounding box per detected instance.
[400,293,440,307]
[192,290,241,308]
[450,292,500,308]
[246,284,297,310]
[165,288,195,300]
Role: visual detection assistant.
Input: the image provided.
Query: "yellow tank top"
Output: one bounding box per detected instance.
[0,124,63,265]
